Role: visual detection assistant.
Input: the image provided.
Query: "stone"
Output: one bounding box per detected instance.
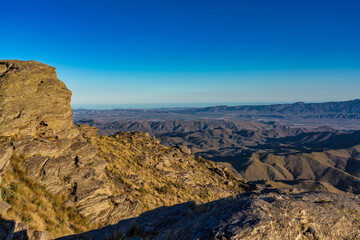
[0,60,73,138]
[0,192,11,214]
[0,60,111,226]
[0,142,13,181]
[33,231,49,240]
[58,190,360,240]
[175,145,191,155]
[13,222,28,240]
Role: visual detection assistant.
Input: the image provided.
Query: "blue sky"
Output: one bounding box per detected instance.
[1,0,359,108]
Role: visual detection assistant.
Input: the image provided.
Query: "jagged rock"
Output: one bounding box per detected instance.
[58,190,360,240]
[13,222,28,240]
[78,124,98,138]
[0,60,75,139]
[175,145,191,155]
[33,231,49,240]
[0,60,111,227]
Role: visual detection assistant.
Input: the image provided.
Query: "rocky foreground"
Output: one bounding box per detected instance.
[1,60,360,240]
[59,189,360,240]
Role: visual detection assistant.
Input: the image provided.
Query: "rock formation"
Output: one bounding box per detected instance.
[0,60,75,138]
[0,60,112,238]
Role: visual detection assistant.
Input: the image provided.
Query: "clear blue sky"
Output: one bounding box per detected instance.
[1,0,359,108]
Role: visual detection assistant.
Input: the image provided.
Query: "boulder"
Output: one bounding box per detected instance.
[0,194,11,214]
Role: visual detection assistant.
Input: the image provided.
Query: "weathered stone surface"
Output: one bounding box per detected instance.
[0,60,111,227]
[15,136,110,224]
[33,231,49,240]
[0,196,11,214]
[58,189,360,240]
[14,137,59,157]
[0,60,74,138]
[13,222,28,240]
[0,142,13,181]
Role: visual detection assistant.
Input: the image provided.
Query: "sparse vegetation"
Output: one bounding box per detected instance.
[0,154,92,238]
[92,131,250,215]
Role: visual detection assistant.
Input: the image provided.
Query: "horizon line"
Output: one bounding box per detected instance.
[71,98,360,110]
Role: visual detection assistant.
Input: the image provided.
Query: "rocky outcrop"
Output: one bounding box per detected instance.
[58,189,360,240]
[0,60,111,234]
[0,60,76,139]
[10,132,111,224]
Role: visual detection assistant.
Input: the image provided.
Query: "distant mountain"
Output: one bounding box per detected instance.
[195,99,360,115]
[75,119,276,136]
[73,99,360,129]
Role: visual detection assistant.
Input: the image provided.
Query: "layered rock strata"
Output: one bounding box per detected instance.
[0,60,111,225]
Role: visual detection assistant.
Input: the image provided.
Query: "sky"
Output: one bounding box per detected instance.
[1,0,360,108]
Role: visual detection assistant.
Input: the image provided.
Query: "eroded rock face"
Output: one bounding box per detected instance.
[0,60,74,138]
[0,60,110,226]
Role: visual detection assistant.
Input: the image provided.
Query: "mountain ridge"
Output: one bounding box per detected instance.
[74,99,360,130]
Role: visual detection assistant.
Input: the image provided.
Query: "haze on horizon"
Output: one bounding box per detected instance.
[1,0,359,108]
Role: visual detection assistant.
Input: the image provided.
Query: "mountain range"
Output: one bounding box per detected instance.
[74,99,360,129]
[1,60,360,239]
